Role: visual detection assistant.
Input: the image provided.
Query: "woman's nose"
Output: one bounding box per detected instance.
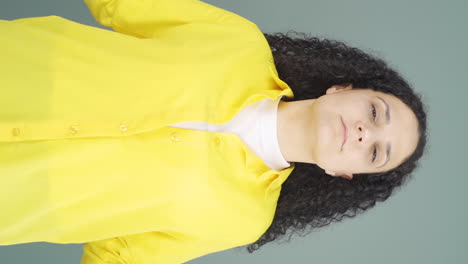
[356,121,369,144]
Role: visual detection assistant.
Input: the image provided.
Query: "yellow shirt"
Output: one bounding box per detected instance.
[0,0,295,263]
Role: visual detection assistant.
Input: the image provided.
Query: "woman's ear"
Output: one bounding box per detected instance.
[340,173,353,180]
[325,170,353,180]
[325,84,353,95]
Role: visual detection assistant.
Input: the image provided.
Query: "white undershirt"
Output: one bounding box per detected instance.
[168,96,291,171]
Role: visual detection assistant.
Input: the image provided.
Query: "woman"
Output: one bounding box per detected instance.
[0,0,427,263]
[247,32,427,253]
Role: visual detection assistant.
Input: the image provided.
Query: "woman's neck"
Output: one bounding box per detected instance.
[277,98,317,164]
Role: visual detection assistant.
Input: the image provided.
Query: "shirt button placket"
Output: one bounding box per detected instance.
[69,125,79,135]
[170,133,180,143]
[11,127,21,137]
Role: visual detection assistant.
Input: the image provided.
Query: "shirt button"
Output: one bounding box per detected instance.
[120,124,128,132]
[171,133,180,142]
[70,125,79,134]
[12,127,21,136]
[214,137,221,145]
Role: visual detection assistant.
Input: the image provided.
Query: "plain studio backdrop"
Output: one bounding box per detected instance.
[0,0,466,263]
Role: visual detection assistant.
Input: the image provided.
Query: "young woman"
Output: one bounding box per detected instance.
[0,0,427,263]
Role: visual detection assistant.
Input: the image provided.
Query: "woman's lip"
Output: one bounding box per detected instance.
[340,116,348,150]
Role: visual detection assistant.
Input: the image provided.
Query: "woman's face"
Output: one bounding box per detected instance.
[309,85,419,179]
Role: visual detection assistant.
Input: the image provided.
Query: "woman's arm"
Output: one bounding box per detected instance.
[81,236,132,264]
[80,230,249,264]
[83,0,254,38]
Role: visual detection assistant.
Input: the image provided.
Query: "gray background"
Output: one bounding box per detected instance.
[1,0,466,263]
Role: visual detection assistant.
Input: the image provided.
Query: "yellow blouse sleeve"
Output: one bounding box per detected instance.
[80,236,132,264]
[83,0,255,38]
[80,230,253,264]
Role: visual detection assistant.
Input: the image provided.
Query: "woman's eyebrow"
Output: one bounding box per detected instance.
[377,96,391,124]
[377,142,391,168]
[376,96,391,168]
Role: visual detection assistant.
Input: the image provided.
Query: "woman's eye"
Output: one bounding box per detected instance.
[372,146,377,162]
[371,104,377,121]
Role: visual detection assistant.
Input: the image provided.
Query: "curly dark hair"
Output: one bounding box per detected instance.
[244,31,428,253]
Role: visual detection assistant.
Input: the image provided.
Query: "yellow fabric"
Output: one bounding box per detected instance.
[0,0,296,263]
